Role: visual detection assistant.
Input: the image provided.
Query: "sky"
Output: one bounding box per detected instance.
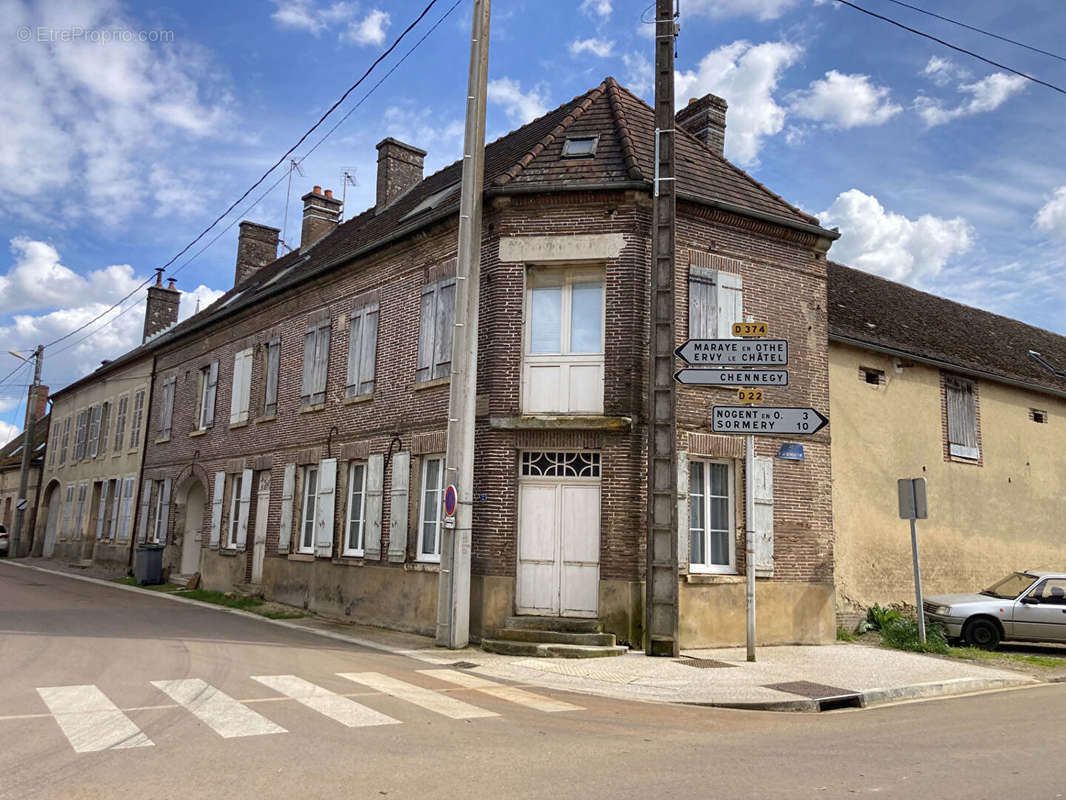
[1,0,1064,444]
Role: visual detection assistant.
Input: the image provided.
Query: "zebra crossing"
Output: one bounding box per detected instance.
[33,670,583,753]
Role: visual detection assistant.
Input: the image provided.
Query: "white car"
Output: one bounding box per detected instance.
[924,571,1066,650]
[0,523,8,555]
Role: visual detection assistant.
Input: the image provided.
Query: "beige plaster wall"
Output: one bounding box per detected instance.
[830,343,1066,615]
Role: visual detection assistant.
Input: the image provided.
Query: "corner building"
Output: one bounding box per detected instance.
[139,78,838,647]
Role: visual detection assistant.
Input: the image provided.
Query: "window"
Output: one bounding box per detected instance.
[227,473,243,548]
[523,268,604,414]
[416,278,455,382]
[113,396,128,452]
[689,460,735,573]
[264,339,281,415]
[73,483,88,540]
[520,451,601,478]
[301,321,331,406]
[73,410,88,461]
[346,302,380,397]
[230,348,254,424]
[299,466,319,554]
[117,477,135,541]
[1030,408,1048,424]
[87,405,102,458]
[562,135,599,158]
[1028,578,1066,605]
[688,267,743,339]
[343,462,367,555]
[59,417,70,465]
[944,374,980,460]
[129,389,145,448]
[860,367,885,386]
[417,455,445,562]
[197,363,218,429]
[158,377,175,439]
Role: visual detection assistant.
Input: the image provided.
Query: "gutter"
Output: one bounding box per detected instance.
[830,332,1066,401]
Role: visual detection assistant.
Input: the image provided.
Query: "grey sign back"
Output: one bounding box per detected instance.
[897,478,928,520]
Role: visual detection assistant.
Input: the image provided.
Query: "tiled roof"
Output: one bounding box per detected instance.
[0,415,49,470]
[828,261,1066,396]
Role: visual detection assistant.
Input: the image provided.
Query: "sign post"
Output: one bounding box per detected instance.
[898,477,929,644]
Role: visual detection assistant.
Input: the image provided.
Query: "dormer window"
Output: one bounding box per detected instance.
[562,135,599,158]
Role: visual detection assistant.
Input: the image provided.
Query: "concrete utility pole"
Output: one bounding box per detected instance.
[645,0,680,657]
[437,0,490,649]
[744,432,756,661]
[9,344,43,559]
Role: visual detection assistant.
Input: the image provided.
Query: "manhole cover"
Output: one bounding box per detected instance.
[676,657,736,669]
[764,681,857,699]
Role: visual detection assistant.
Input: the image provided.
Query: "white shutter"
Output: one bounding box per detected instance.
[688,269,715,338]
[88,406,102,458]
[677,450,689,574]
[346,311,363,396]
[236,468,253,550]
[364,453,385,560]
[96,480,110,540]
[716,272,744,339]
[301,329,316,403]
[109,480,122,540]
[752,456,774,576]
[209,471,225,548]
[313,325,330,404]
[265,340,281,414]
[388,451,410,563]
[230,352,244,424]
[314,458,337,557]
[278,463,297,553]
[434,279,455,379]
[416,286,436,382]
[360,304,379,395]
[204,361,219,427]
[136,479,152,544]
[158,478,172,544]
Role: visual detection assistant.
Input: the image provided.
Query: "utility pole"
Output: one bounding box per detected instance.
[744,432,756,661]
[437,0,490,649]
[9,344,43,559]
[645,0,679,657]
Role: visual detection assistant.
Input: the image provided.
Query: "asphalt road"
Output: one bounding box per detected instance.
[2,561,1064,800]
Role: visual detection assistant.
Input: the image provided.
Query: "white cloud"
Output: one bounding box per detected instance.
[915,72,1027,127]
[674,40,802,166]
[570,37,614,58]
[819,189,974,283]
[684,0,799,20]
[788,71,901,129]
[0,421,19,448]
[622,51,652,98]
[1034,187,1066,239]
[344,9,390,46]
[921,56,969,87]
[270,0,357,34]
[579,0,612,20]
[381,105,464,166]
[487,78,549,125]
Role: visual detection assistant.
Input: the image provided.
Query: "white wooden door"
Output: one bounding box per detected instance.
[517,483,559,615]
[180,483,205,575]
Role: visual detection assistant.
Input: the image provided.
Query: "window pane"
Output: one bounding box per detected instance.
[709,462,729,497]
[530,285,562,354]
[688,461,705,565]
[710,532,729,566]
[710,497,729,533]
[569,281,603,354]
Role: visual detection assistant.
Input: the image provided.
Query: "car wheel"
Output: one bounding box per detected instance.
[964,618,1001,650]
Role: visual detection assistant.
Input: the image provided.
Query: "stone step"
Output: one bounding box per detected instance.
[482,639,628,659]
[493,628,617,646]
[503,616,603,634]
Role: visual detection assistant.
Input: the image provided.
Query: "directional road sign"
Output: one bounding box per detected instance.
[674,368,789,386]
[675,339,788,366]
[712,406,829,435]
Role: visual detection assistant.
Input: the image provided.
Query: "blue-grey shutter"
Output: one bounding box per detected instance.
[209,471,225,548]
[301,329,316,404]
[752,456,774,576]
[433,279,455,379]
[136,479,152,544]
[278,463,296,553]
[677,450,689,574]
[416,286,436,382]
[716,272,744,339]
[387,451,410,563]
[688,267,715,339]
[363,454,385,560]
[95,480,110,540]
[204,361,219,427]
[158,478,172,544]
[236,468,253,550]
[314,458,337,558]
[360,304,379,395]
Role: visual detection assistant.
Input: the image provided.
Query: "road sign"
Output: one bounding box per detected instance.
[712,406,829,435]
[732,322,768,337]
[675,339,787,366]
[15,498,27,511]
[897,478,928,520]
[737,389,763,403]
[444,484,458,517]
[674,368,789,386]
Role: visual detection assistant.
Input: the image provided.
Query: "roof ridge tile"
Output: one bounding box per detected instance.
[604,76,644,181]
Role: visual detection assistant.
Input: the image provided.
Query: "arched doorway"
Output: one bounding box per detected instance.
[179,479,206,575]
[41,481,61,558]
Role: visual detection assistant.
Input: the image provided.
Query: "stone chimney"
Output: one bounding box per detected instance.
[33,385,49,422]
[300,186,342,250]
[375,138,426,213]
[142,270,180,343]
[236,221,279,286]
[676,93,728,158]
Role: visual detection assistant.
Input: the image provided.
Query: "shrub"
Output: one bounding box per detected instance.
[865,603,902,631]
[880,617,949,655]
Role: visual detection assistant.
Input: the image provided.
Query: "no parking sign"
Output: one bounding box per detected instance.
[444,484,458,518]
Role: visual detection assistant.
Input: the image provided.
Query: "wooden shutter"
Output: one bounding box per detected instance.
[278,462,296,553]
[203,361,219,427]
[364,454,385,560]
[109,480,121,540]
[360,303,379,395]
[209,471,225,548]
[314,458,337,558]
[158,478,172,544]
[265,339,280,414]
[433,279,456,379]
[313,325,330,404]
[416,285,436,382]
[752,456,774,576]
[161,378,175,438]
[230,352,244,424]
[688,268,715,339]
[98,402,110,454]
[716,272,743,339]
[236,468,253,550]
[945,375,979,459]
[677,450,689,574]
[136,479,152,544]
[95,480,110,540]
[388,451,410,563]
[301,329,316,404]
[346,310,363,397]
[88,406,101,458]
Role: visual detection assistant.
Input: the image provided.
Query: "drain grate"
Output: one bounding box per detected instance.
[764,680,863,710]
[676,657,737,669]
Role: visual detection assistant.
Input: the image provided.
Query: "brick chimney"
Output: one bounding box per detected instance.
[375,138,426,213]
[33,385,48,422]
[676,93,728,158]
[142,270,180,343]
[235,221,279,286]
[300,186,342,250]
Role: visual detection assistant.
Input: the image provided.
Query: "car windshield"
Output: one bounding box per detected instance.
[982,572,1037,599]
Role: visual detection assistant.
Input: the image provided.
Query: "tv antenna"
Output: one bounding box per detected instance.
[281,158,306,253]
[341,169,358,221]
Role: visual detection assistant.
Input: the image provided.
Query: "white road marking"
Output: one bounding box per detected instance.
[37,685,153,753]
[151,679,286,738]
[251,675,400,728]
[337,672,498,720]
[419,669,584,712]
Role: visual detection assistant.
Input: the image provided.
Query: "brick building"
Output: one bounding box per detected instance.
[0,396,49,557]
[137,78,838,647]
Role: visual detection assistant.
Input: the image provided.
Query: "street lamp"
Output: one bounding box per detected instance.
[6,345,44,559]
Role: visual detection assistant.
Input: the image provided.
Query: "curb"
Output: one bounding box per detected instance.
[860,676,1038,707]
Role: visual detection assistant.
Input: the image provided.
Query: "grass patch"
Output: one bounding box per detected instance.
[180,588,265,611]
[112,577,180,592]
[946,646,1066,670]
[112,578,305,620]
[837,627,859,642]
[880,617,950,655]
[258,609,306,620]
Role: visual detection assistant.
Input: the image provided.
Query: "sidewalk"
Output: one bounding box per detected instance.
[2,559,1039,712]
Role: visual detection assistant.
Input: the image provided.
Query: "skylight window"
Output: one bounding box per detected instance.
[401,182,461,221]
[562,136,599,158]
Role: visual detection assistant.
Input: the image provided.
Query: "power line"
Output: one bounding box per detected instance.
[878,0,1066,63]
[833,0,1066,96]
[42,277,155,350]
